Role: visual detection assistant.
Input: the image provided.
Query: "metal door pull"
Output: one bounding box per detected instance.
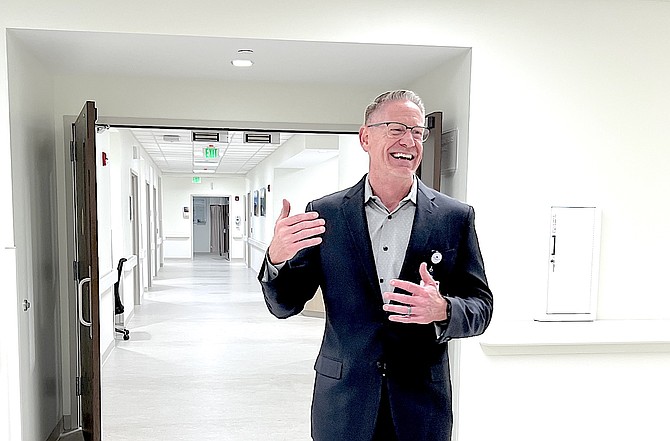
[78,277,93,327]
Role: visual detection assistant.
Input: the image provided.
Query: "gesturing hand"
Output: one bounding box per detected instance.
[267,199,326,264]
[382,262,449,324]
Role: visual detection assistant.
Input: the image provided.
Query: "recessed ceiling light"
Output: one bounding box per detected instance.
[232,49,254,68]
[231,59,254,68]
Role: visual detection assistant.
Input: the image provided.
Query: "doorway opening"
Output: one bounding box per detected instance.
[130,172,141,305]
[192,196,230,260]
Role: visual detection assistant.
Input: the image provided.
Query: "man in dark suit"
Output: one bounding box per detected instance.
[259,90,493,441]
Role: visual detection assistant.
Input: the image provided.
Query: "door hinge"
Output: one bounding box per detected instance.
[75,376,81,396]
[70,140,75,162]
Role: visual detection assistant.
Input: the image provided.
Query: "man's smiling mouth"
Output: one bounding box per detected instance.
[391,152,414,161]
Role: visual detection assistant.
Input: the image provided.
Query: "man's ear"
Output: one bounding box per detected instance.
[359,126,370,152]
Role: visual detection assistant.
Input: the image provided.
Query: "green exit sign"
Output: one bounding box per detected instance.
[192,177,201,183]
[204,147,218,159]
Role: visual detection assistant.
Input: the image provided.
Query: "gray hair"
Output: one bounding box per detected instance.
[364,90,425,124]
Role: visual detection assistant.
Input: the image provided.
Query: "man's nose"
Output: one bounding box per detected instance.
[399,129,415,146]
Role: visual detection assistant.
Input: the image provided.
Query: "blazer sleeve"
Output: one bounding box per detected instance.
[437,206,493,342]
[257,202,322,319]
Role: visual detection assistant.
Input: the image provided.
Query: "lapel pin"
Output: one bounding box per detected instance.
[431,251,442,265]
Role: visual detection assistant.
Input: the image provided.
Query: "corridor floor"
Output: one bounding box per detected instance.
[102,255,324,440]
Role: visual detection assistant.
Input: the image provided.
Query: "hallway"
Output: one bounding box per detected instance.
[102,255,324,440]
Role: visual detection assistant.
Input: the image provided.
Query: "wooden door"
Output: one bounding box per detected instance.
[223,203,230,259]
[417,111,443,191]
[72,101,101,441]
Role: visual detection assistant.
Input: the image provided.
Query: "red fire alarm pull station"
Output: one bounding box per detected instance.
[102,152,109,166]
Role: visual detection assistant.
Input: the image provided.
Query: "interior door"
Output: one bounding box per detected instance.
[145,183,152,288]
[153,186,159,273]
[223,203,230,259]
[418,111,443,191]
[72,101,102,441]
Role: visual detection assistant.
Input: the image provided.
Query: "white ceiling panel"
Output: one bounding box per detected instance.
[124,127,295,175]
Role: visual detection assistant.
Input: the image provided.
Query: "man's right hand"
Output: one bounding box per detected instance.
[267,199,325,264]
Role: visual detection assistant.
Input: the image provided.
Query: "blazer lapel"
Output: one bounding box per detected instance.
[341,176,381,296]
[398,180,436,283]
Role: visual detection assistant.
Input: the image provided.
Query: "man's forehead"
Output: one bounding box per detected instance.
[372,100,424,119]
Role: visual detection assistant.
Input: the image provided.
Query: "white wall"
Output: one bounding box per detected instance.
[459,339,670,441]
[411,50,472,200]
[0,26,19,441]
[6,33,61,441]
[3,2,670,441]
[95,131,115,359]
[53,74,376,128]
[337,134,369,190]
[245,133,365,271]
[0,248,20,441]
[162,176,246,259]
[274,158,340,219]
[108,130,135,268]
[95,130,146,362]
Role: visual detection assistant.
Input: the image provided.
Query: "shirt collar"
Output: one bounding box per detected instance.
[364,174,418,206]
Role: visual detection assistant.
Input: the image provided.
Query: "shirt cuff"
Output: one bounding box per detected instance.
[261,253,286,282]
[434,296,452,339]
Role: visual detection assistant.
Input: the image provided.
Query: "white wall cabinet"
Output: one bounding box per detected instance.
[537,206,601,322]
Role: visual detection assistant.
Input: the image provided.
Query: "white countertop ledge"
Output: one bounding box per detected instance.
[479,319,670,355]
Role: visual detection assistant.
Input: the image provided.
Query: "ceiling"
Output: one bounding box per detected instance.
[11,29,466,175]
[12,30,465,85]
[125,127,294,175]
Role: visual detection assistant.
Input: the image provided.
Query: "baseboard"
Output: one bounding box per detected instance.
[126,308,135,324]
[57,428,85,441]
[301,310,325,319]
[102,336,115,365]
[63,414,72,431]
[46,418,63,441]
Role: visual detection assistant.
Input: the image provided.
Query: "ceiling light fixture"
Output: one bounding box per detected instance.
[232,49,254,68]
[231,59,254,67]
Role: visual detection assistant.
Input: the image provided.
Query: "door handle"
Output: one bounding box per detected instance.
[78,277,93,328]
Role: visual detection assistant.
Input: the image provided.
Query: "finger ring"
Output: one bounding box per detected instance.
[407,306,412,316]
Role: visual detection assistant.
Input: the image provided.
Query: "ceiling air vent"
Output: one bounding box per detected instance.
[244,132,279,144]
[163,134,180,142]
[191,130,228,143]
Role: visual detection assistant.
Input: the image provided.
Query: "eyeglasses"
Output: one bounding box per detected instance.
[367,121,430,142]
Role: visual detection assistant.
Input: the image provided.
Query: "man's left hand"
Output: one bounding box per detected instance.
[382,262,448,324]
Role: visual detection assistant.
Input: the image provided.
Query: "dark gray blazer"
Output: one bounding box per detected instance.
[259,175,493,441]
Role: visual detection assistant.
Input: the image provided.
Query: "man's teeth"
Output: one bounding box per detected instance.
[391,153,414,160]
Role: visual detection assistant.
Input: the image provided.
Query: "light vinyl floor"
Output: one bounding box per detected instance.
[102,255,324,440]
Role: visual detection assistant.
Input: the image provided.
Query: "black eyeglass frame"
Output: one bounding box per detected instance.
[366,121,430,142]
